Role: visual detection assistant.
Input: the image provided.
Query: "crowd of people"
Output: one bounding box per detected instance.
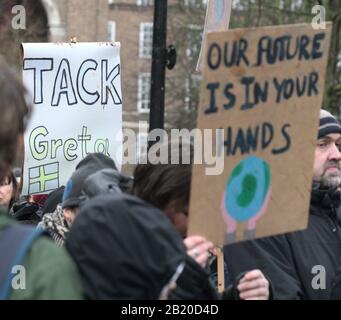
[1,57,341,300]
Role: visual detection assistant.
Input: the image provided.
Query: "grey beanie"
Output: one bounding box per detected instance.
[319,109,341,139]
[62,153,117,209]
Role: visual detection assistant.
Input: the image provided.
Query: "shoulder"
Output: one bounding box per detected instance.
[15,236,82,299]
[27,236,70,264]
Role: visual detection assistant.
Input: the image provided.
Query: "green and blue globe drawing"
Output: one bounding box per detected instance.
[223,155,272,222]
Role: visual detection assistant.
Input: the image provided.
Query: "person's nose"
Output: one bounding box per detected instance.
[329,143,341,161]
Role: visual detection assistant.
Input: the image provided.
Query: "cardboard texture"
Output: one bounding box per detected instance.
[188,23,332,246]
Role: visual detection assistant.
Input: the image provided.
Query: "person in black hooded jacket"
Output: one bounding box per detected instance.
[65,193,220,300]
[224,109,341,300]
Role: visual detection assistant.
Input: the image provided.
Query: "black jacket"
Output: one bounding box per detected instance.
[224,187,341,299]
[331,256,341,299]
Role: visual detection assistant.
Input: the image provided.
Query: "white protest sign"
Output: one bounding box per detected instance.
[22,42,122,195]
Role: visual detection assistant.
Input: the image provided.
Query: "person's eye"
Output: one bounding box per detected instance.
[318,141,328,148]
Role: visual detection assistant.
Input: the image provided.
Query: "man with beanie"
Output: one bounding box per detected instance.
[223,109,341,299]
[61,153,118,226]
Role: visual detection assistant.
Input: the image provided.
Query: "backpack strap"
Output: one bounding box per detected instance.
[0,224,46,300]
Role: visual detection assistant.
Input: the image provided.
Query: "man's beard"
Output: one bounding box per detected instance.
[317,161,341,188]
[320,174,341,188]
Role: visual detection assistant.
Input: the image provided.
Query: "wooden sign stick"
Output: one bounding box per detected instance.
[217,247,225,293]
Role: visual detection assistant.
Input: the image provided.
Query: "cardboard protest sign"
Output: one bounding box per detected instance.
[196,0,232,72]
[22,42,122,195]
[188,23,332,246]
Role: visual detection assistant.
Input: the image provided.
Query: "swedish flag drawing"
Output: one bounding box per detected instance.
[28,162,59,194]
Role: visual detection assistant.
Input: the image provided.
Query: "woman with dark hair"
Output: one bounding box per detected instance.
[0,170,18,209]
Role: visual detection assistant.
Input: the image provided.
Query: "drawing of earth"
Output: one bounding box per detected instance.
[223,155,272,222]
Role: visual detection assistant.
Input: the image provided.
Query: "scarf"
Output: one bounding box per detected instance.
[37,204,69,247]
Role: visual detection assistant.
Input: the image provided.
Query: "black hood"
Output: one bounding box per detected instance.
[82,168,133,197]
[62,153,117,209]
[65,193,187,300]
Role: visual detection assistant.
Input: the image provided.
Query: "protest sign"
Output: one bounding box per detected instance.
[188,23,332,245]
[22,42,122,195]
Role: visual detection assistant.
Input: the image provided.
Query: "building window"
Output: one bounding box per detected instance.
[107,21,116,42]
[185,75,201,110]
[137,0,154,5]
[184,0,207,8]
[186,25,202,61]
[139,22,153,58]
[137,73,151,112]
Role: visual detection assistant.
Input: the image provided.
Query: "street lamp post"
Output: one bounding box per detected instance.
[148,0,176,148]
[149,0,168,135]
